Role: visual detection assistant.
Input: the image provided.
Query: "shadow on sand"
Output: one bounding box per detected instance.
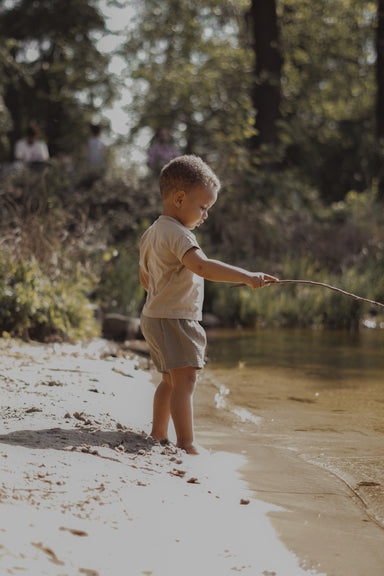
[0,427,157,455]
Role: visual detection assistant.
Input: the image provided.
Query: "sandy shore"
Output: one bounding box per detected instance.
[0,338,316,576]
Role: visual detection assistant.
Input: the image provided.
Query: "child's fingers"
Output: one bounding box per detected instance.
[264,274,279,283]
[255,274,266,288]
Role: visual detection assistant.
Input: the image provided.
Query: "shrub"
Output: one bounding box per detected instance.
[0,253,98,341]
[95,244,145,317]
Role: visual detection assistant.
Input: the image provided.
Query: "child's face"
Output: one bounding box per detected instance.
[177,185,217,230]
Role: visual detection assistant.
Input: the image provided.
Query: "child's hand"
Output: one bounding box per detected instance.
[247,273,279,289]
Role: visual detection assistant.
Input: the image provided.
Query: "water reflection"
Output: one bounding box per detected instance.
[206,327,384,377]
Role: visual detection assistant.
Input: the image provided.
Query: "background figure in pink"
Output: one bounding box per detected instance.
[147,127,180,174]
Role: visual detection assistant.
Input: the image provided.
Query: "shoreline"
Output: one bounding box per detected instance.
[0,338,313,576]
[197,424,384,576]
[195,359,384,576]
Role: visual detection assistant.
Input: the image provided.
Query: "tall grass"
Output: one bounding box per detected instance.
[0,167,102,340]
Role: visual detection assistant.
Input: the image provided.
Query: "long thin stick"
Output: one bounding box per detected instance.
[232,279,384,309]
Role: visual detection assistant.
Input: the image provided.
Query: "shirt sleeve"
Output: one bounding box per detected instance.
[167,224,199,263]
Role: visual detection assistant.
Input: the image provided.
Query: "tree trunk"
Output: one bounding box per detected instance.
[377,0,384,199]
[248,0,282,149]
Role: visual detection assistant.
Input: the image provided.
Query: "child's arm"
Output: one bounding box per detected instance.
[182,248,278,289]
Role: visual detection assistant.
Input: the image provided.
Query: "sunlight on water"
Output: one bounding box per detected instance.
[214,385,229,409]
[231,406,261,425]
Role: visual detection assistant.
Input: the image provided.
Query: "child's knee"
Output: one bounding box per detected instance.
[171,367,198,393]
[183,378,196,395]
[183,367,198,385]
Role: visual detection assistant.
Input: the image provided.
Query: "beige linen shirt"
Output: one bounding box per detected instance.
[140,215,204,320]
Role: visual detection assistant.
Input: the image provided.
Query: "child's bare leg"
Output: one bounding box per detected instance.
[150,372,172,441]
[169,366,199,454]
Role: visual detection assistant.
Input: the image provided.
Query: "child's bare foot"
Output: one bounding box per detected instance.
[177,442,208,456]
[183,444,200,455]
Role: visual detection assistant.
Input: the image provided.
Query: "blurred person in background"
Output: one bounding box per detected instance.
[14,125,49,172]
[87,123,105,174]
[78,123,107,188]
[147,127,180,174]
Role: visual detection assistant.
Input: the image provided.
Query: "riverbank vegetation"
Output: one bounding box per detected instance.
[1,161,383,340]
[1,0,384,339]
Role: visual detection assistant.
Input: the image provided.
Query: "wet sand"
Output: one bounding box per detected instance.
[0,338,314,576]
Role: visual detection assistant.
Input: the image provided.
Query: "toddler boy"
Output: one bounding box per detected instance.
[139,155,278,454]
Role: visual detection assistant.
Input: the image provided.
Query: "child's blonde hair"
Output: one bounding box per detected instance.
[159,155,220,198]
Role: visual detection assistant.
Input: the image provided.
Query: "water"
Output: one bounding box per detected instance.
[195,328,384,529]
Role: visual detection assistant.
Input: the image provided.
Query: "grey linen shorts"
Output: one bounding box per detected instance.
[140,315,207,373]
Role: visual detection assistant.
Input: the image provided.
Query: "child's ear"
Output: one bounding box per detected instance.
[174,190,185,207]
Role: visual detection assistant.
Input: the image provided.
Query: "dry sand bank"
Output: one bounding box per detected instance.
[0,338,315,576]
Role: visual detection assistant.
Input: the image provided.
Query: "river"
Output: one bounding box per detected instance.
[195,328,384,531]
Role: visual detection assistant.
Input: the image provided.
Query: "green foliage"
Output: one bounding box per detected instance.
[204,252,384,330]
[0,253,98,341]
[0,0,117,157]
[0,160,162,340]
[202,185,384,329]
[119,0,380,203]
[122,0,254,168]
[0,39,15,156]
[95,245,145,316]
[1,159,383,338]
[279,0,377,201]
[1,0,384,337]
